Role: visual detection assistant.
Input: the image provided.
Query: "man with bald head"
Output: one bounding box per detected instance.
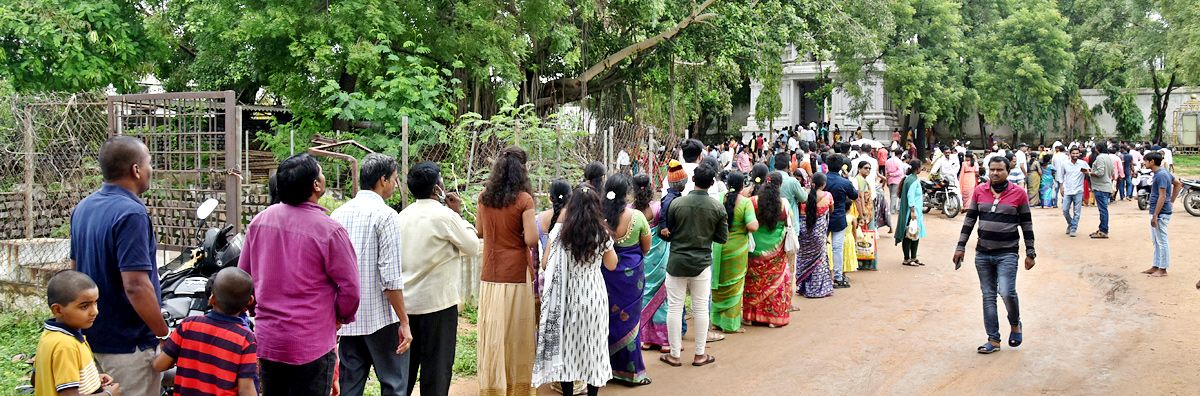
[71,135,168,396]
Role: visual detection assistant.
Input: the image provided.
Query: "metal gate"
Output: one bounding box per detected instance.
[107,91,242,251]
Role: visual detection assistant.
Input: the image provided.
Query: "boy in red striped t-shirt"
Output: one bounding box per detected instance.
[153,268,257,396]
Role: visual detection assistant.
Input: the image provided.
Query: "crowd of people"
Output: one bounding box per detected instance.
[29,129,1192,396]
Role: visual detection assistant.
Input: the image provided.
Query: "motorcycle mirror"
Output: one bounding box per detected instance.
[197,199,219,220]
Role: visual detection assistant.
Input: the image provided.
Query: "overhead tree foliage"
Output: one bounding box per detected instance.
[0,0,161,92]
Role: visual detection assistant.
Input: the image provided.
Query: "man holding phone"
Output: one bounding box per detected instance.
[954,156,1036,355]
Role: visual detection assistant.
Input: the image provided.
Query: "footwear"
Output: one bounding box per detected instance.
[1090,231,1108,239]
[1069,230,1077,237]
[1009,322,1023,347]
[705,332,725,343]
[692,354,717,367]
[659,354,682,367]
[977,342,1001,354]
[902,260,920,267]
[833,280,851,288]
[1065,226,1070,235]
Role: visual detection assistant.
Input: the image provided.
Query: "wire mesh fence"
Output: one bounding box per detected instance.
[0,92,108,285]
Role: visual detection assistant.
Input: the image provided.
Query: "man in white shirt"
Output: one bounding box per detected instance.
[617,149,631,174]
[1013,143,1029,183]
[931,145,960,182]
[1051,145,1070,200]
[718,142,734,170]
[396,161,480,396]
[788,135,800,152]
[1159,144,1174,173]
[330,153,414,396]
[1059,147,1091,237]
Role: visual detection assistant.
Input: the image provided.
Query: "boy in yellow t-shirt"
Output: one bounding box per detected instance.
[34,270,120,396]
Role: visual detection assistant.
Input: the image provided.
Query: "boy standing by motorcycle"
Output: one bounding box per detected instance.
[1141,152,1182,278]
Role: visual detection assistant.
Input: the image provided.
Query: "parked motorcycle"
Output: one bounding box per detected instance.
[1135,168,1154,210]
[1180,178,1200,217]
[157,198,243,395]
[921,177,962,218]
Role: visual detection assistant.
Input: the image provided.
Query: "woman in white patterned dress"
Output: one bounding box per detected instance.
[534,184,617,395]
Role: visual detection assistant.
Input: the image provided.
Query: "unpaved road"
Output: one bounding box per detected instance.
[450,198,1200,396]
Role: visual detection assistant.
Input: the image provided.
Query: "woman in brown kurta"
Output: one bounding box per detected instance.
[476,145,540,396]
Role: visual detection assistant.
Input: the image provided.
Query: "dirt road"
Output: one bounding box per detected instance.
[450,199,1200,396]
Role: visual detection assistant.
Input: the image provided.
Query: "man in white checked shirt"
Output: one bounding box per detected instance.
[331,153,413,396]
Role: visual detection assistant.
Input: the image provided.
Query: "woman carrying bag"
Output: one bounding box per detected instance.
[896,159,926,266]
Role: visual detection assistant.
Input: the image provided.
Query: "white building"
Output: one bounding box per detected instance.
[744,48,901,141]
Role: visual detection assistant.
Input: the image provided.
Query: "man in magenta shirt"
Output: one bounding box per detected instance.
[885,148,909,214]
[240,153,360,395]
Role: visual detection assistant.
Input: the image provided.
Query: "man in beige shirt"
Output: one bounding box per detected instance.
[396,161,480,396]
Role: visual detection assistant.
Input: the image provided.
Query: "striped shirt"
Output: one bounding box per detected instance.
[162,312,257,396]
[957,182,1036,257]
[331,190,404,336]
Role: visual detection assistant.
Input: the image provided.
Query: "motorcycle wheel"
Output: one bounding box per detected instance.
[923,205,932,214]
[1138,195,1148,210]
[1185,190,1200,217]
[943,195,961,218]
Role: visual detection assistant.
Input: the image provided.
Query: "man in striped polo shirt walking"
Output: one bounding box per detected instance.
[954,156,1037,355]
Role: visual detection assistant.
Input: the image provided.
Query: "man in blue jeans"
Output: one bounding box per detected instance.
[1058,147,1089,237]
[1141,152,1181,278]
[824,154,859,288]
[1088,145,1115,239]
[954,156,1036,354]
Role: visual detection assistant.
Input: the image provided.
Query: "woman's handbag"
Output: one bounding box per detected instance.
[784,208,800,253]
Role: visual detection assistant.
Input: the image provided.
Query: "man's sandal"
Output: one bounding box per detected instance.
[977,343,1000,354]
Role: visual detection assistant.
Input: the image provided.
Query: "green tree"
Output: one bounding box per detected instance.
[973,3,1073,144]
[0,0,161,92]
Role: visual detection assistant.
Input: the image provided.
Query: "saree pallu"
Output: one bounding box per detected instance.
[796,210,834,298]
[1028,170,1042,206]
[604,245,647,383]
[710,230,751,332]
[638,231,686,346]
[744,227,791,326]
[874,185,892,230]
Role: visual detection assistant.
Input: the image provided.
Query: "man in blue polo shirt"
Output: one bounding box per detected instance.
[71,136,169,396]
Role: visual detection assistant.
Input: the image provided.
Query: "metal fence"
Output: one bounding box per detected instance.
[108,92,245,251]
[0,92,108,287]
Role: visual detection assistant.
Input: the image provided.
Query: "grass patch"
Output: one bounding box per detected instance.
[1175,155,1200,177]
[452,330,478,378]
[0,311,46,392]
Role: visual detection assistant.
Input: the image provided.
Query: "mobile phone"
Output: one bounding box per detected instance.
[954,255,963,270]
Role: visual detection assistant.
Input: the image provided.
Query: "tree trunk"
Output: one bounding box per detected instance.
[900,106,912,142]
[1150,69,1177,144]
[977,112,987,149]
[914,105,925,160]
[669,59,676,138]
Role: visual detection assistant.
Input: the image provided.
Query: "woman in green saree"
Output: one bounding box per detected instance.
[710,171,760,333]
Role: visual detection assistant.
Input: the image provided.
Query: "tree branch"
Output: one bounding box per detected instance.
[576,0,719,83]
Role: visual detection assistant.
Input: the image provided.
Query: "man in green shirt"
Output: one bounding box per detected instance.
[660,164,728,367]
[775,152,809,227]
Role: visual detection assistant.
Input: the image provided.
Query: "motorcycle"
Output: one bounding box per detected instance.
[157,198,243,394]
[1135,168,1154,210]
[921,177,962,218]
[1180,178,1200,217]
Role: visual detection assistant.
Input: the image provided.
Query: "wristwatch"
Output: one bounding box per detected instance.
[156,328,172,341]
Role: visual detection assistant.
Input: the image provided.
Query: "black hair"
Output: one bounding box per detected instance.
[584,161,606,187]
[907,159,922,175]
[407,161,441,199]
[207,267,254,315]
[988,155,1012,171]
[359,153,399,191]
[481,146,533,208]
[559,184,611,264]
[99,136,148,182]
[630,173,654,211]
[682,139,704,162]
[268,173,281,205]
[548,179,572,227]
[694,163,717,189]
[602,173,629,230]
[700,156,720,173]
[755,172,785,231]
[723,170,746,226]
[774,152,791,171]
[826,154,847,175]
[805,172,827,232]
[46,270,97,308]
[858,160,872,171]
[276,153,321,206]
[749,163,770,195]
[1145,151,1164,166]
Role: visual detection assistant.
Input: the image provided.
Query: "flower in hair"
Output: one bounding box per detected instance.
[582,187,589,193]
[755,177,762,183]
[606,191,616,200]
[557,194,564,199]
